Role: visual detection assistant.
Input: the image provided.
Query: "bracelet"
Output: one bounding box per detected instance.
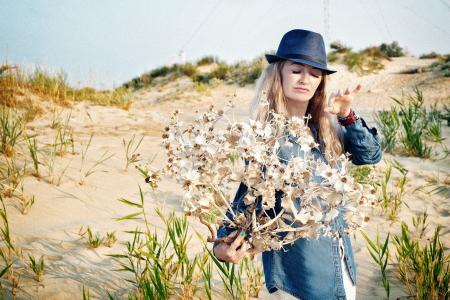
[337,109,359,126]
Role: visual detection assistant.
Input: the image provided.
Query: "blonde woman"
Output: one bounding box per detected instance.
[213,29,381,300]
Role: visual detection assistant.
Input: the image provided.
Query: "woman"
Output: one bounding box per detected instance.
[213,29,381,299]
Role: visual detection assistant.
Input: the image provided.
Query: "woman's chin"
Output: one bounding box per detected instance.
[287,97,312,104]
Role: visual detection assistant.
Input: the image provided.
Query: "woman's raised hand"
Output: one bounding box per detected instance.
[213,230,251,264]
[324,84,362,117]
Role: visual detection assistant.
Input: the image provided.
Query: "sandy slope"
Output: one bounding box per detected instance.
[3,57,450,299]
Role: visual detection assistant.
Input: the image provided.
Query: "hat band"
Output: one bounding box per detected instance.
[281,53,327,66]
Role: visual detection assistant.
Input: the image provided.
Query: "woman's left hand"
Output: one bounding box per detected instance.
[324,84,361,117]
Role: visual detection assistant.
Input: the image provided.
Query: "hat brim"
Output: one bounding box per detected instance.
[265,54,336,74]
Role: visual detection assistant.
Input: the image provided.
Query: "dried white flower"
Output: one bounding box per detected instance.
[334,175,353,193]
[159,108,376,253]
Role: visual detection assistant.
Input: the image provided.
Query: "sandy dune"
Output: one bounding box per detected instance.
[3,57,450,299]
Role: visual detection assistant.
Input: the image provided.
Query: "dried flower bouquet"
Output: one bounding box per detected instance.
[157,104,375,253]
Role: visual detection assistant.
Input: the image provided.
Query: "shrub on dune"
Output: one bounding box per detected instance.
[379,41,405,58]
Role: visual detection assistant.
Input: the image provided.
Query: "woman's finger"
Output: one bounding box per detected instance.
[352,84,362,94]
[239,242,251,254]
[230,231,246,250]
[327,93,335,107]
[228,230,239,238]
[221,230,238,245]
[236,242,250,261]
[324,104,339,115]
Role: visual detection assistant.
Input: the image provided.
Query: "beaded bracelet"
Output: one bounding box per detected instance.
[337,109,359,126]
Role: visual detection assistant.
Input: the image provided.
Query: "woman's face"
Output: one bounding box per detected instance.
[281,61,323,104]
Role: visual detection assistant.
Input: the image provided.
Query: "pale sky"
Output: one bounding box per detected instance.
[1,0,449,89]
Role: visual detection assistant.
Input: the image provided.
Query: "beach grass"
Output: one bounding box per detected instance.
[26,135,40,178]
[392,88,431,158]
[110,185,264,299]
[375,87,447,158]
[393,221,449,299]
[15,185,35,215]
[122,55,266,91]
[0,195,20,297]
[374,108,400,152]
[123,135,144,171]
[416,173,450,198]
[327,41,394,75]
[419,52,443,59]
[379,41,405,58]
[379,159,408,221]
[28,254,44,282]
[78,150,113,186]
[86,227,104,248]
[0,158,26,198]
[104,231,118,248]
[53,111,75,157]
[0,64,133,110]
[0,110,24,157]
[428,54,450,77]
[362,212,450,300]
[360,229,390,299]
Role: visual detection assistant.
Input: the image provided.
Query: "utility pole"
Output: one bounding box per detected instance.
[323,0,330,44]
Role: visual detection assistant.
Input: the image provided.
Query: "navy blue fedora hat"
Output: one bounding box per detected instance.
[265,29,336,74]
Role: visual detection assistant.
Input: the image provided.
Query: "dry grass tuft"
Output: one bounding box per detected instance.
[0,64,133,112]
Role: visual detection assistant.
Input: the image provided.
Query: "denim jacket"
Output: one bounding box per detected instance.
[216,117,382,300]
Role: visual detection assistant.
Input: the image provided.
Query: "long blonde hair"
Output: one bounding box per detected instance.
[250,61,343,161]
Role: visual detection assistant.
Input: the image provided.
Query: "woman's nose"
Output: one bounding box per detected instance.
[298,70,310,83]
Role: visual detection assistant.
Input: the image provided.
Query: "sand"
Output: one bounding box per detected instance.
[2,57,450,299]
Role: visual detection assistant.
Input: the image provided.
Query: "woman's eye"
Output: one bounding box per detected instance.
[291,68,321,77]
[311,69,322,78]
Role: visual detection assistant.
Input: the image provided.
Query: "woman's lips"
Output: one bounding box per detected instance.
[294,87,310,93]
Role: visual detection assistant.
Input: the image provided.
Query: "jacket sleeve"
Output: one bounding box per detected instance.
[341,117,382,165]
